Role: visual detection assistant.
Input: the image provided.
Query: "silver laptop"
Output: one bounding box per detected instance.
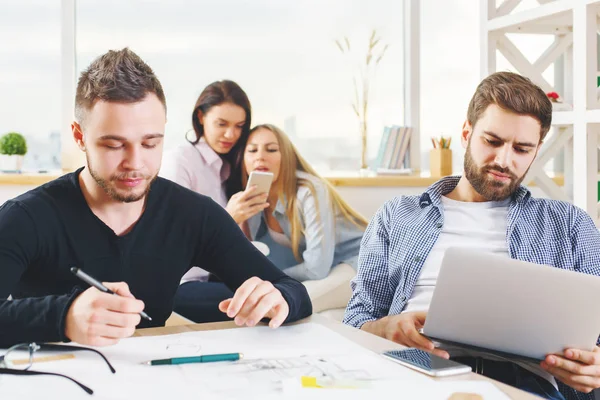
[422,247,600,362]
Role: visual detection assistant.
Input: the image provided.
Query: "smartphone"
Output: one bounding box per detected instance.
[382,349,471,377]
[246,171,274,195]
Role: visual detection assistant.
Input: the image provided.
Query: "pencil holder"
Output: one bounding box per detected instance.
[430,148,452,177]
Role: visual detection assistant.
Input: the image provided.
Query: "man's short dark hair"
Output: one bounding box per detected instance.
[467,71,552,142]
[75,48,166,125]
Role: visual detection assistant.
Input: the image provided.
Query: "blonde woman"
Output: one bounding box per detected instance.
[175,124,366,321]
[239,124,367,282]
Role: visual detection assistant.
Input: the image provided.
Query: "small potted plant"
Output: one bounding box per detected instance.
[546,91,561,103]
[335,29,389,174]
[546,91,571,111]
[0,132,27,173]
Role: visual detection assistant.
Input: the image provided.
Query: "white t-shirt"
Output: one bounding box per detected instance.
[404,195,556,388]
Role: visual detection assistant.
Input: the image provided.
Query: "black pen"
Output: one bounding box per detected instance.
[70,267,152,321]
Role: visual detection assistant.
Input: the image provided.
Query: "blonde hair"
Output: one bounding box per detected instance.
[242,124,368,261]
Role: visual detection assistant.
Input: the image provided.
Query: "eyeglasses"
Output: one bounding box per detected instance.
[0,342,116,395]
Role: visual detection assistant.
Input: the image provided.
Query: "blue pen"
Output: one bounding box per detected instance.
[142,353,243,366]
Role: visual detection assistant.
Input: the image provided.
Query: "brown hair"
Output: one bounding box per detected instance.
[467,71,552,142]
[192,80,252,196]
[75,48,166,124]
[190,80,251,152]
[241,124,368,261]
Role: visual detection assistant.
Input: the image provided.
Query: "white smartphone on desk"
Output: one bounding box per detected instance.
[382,349,471,377]
[246,171,274,195]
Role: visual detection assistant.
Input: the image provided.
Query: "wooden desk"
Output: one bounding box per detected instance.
[135,314,538,399]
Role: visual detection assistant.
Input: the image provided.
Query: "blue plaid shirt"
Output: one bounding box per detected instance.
[343,176,600,400]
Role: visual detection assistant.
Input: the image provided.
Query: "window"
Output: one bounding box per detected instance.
[0,1,61,172]
[76,0,404,173]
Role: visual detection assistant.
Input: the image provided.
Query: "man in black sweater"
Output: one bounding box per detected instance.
[0,48,312,347]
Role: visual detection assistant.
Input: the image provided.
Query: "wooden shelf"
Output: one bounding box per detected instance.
[0,172,565,188]
[325,173,564,188]
[325,174,439,187]
[0,172,62,186]
[324,171,566,187]
[0,172,440,188]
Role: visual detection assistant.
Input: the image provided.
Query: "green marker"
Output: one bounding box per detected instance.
[142,353,243,366]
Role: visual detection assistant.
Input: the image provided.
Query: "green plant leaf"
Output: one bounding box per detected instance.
[0,132,27,156]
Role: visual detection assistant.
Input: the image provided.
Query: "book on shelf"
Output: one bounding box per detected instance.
[391,127,412,169]
[372,124,412,172]
[375,167,413,175]
[373,126,392,170]
[377,125,400,170]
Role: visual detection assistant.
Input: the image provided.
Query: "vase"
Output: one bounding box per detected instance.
[15,155,23,172]
[430,149,452,177]
[0,154,23,173]
[359,119,368,171]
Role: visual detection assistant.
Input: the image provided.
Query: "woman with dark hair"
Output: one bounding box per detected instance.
[162,80,266,217]
[161,80,269,322]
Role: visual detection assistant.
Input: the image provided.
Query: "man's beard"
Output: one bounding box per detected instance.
[464,140,528,201]
[87,156,155,203]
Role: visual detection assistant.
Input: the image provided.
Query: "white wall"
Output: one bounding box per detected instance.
[336,186,423,218]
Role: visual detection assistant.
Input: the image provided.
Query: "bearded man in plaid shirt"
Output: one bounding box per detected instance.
[344,71,600,400]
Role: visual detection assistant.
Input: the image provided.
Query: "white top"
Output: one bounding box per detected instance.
[160,137,230,283]
[404,196,510,313]
[268,227,292,248]
[403,196,556,388]
[160,137,230,208]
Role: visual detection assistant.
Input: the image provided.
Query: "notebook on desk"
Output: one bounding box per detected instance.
[422,247,600,362]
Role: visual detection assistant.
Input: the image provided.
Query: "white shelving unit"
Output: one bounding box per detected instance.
[481,0,600,225]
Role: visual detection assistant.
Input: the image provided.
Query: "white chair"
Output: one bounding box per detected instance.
[252,240,355,322]
[301,263,355,322]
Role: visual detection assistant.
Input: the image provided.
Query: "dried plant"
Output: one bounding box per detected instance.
[335,29,389,169]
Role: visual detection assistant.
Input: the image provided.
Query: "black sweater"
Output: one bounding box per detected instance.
[0,168,312,346]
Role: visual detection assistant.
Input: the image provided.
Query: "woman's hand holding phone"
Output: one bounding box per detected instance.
[226,185,270,224]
